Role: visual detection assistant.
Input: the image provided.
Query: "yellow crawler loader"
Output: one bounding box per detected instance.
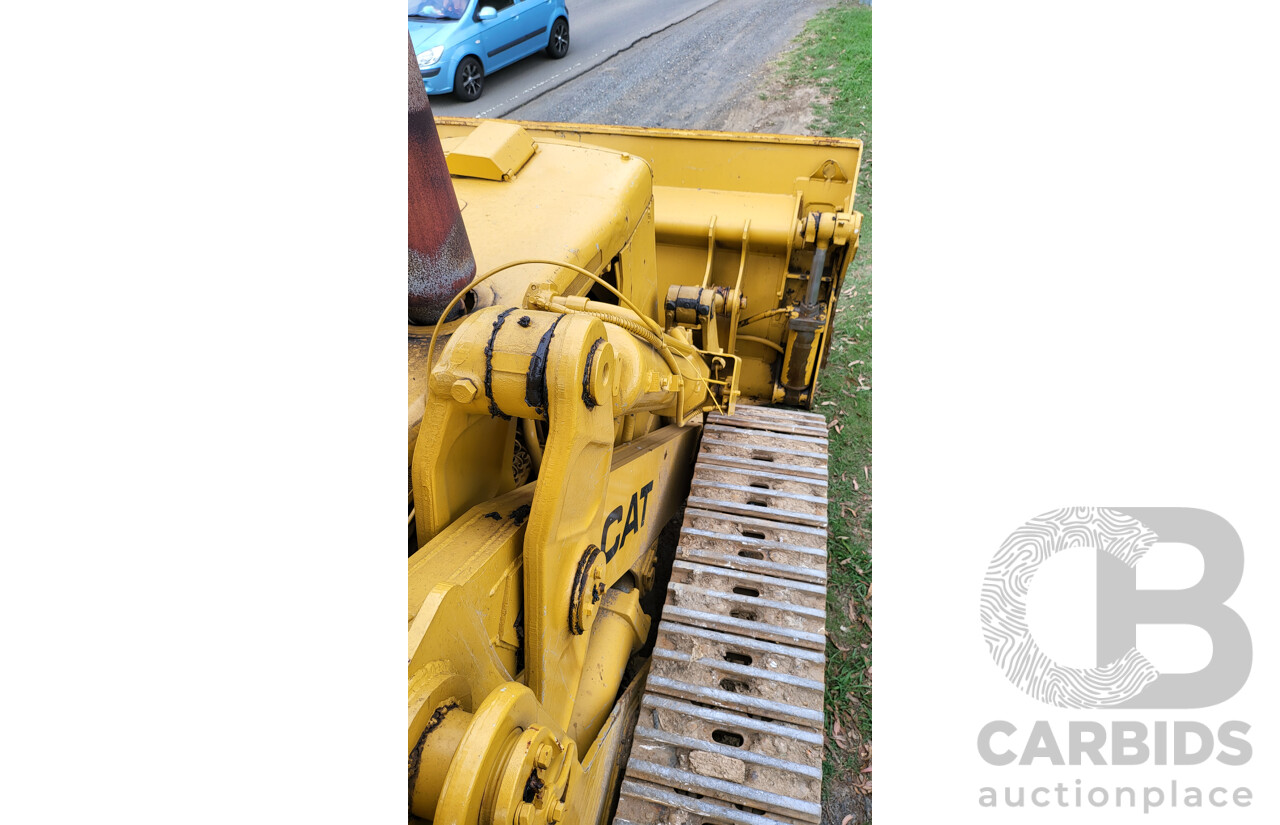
[407,43,861,825]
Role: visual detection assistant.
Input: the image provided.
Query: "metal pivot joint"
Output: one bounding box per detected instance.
[569,545,607,634]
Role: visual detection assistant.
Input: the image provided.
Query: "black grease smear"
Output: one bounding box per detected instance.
[663,287,712,318]
[569,544,603,634]
[524,314,566,418]
[522,770,545,803]
[422,701,458,737]
[483,511,502,520]
[581,337,604,410]
[484,308,517,420]
[408,700,460,802]
[509,504,532,526]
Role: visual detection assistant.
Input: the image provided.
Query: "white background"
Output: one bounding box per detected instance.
[1,1,1277,822]
[877,0,1280,821]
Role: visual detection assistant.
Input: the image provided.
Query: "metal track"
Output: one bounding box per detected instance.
[614,405,828,825]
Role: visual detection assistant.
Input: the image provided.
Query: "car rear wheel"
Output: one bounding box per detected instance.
[546,18,569,59]
[454,56,484,101]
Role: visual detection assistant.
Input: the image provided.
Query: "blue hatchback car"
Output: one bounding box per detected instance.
[410,1,570,101]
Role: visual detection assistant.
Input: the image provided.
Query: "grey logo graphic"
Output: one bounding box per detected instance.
[981,508,1251,709]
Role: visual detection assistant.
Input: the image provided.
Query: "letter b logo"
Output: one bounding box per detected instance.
[980,507,1251,708]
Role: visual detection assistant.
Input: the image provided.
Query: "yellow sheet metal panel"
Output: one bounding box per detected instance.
[651,186,797,251]
[443,136,656,314]
[445,120,537,181]
[437,118,863,199]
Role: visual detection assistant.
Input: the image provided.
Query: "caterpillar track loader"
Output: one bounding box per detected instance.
[407,42,862,825]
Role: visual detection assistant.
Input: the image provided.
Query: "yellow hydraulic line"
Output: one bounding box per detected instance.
[521,418,543,468]
[738,307,792,327]
[726,221,751,355]
[425,258,669,371]
[537,303,684,378]
[736,334,786,355]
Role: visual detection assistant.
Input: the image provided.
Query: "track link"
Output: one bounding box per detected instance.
[615,405,828,825]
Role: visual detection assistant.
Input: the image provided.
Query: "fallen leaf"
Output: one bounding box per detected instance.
[842,816,853,825]
[828,632,851,652]
[831,717,850,750]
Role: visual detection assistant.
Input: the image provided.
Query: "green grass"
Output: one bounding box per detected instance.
[783,0,873,808]
[786,2,873,141]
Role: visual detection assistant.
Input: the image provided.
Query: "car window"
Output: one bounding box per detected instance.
[409,1,468,19]
[484,1,516,12]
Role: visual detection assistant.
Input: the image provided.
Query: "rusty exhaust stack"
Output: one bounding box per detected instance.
[408,38,476,324]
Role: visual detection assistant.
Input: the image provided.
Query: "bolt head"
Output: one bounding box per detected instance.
[451,378,478,403]
[535,743,553,769]
[547,800,566,823]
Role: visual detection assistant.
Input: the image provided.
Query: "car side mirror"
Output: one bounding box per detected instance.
[477,6,496,20]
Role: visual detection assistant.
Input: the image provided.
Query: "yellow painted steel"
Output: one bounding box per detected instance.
[434,117,863,406]
[446,121,537,181]
[408,116,862,824]
[566,586,650,752]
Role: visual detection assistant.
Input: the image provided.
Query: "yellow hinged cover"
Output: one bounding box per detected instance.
[445,121,536,181]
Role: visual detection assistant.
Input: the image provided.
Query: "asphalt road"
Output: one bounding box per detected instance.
[509,0,836,130]
[429,0,721,119]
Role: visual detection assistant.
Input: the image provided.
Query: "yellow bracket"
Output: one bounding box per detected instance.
[700,214,717,289]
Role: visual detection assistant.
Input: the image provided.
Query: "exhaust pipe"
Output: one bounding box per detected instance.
[408,37,476,324]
